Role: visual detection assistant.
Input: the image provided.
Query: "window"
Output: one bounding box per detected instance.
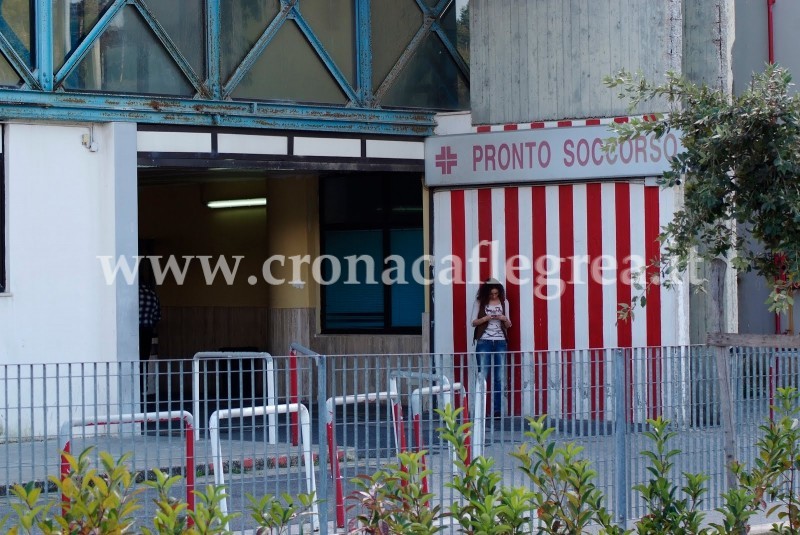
[320,174,424,333]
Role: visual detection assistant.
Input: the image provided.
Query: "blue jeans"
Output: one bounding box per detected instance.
[475,339,507,414]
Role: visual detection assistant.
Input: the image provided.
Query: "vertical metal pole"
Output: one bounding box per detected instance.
[316,354,329,534]
[35,0,53,90]
[206,0,221,99]
[614,348,628,526]
[714,344,738,490]
[354,0,372,106]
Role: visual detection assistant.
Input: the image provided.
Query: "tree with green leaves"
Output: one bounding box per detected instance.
[604,64,800,319]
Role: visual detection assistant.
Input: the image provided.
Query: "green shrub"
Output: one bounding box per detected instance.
[348,449,442,534]
[511,415,622,535]
[5,389,800,533]
[629,417,708,535]
[439,406,533,534]
[248,491,317,534]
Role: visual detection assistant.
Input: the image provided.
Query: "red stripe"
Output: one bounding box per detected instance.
[477,125,491,132]
[585,119,601,126]
[644,186,662,347]
[504,188,521,414]
[645,186,662,418]
[477,189,493,282]
[586,183,605,418]
[504,124,518,131]
[532,187,548,413]
[531,122,545,129]
[451,191,467,387]
[614,117,629,123]
[559,185,575,416]
[557,120,573,127]
[559,185,576,351]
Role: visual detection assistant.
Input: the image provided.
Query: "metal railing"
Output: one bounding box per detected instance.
[0,344,797,533]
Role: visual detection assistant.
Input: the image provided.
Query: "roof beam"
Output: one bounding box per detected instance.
[0,89,435,135]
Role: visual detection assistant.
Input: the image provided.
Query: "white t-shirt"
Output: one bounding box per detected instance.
[482,304,505,339]
[471,299,511,341]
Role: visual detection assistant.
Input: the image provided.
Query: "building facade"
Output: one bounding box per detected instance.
[425,0,800,417]
[0,0,469,438]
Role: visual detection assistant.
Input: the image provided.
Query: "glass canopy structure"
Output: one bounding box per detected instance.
[0,0,469,135]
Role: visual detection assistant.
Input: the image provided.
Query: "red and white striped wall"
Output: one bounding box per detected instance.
[430,116,689,418]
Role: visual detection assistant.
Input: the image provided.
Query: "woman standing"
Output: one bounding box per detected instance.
[471,278,512,417]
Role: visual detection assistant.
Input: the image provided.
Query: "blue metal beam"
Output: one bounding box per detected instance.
[355,0,372,107]
[290,3,358,105]
[35,0,52,90]
[132,0,206,97]
[54,0,127,88]
[206,0,221,99]
[0,30,39,89]
[222,1,294,99]
[0,89,435,135]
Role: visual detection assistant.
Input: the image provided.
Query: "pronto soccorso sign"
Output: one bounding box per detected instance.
[424,124,682,187]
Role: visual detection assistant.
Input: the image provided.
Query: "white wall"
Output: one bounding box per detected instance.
[0,122,138,439]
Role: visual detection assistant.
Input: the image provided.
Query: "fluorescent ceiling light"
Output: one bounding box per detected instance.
[207,197,267,209]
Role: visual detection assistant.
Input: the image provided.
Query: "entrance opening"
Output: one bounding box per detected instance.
[137,168,275,415]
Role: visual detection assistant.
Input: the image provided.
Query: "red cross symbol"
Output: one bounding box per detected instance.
[435,146,458,175]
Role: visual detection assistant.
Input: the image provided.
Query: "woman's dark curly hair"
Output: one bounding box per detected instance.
[476,279,505,306]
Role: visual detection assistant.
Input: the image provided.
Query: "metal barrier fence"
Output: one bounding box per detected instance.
[0,345,797,533]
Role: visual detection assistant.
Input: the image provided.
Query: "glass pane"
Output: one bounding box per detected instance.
[389,229,424,327]
[232,21,346,104]
[388,175,423,226]
[143,0,204,78]
[53,0,114,70]
[64,6,194,95]
[299,0,355,86]
[371,0,421,91]
[321,175,383,226]
[0,50,22,87]
[382,32,469,110]
[0,0,32,66]
[323,230,384,330]
[220,0,280,82]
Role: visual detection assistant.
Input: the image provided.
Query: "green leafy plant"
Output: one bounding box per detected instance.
[248,491,316,534]
[10,395,800,534]
[511,415,622,535]
[5,482,58,535]
[439,405,534,535]
[631,417,708,535]
[706,487,759,535]
[348,449,443,534]
[732,387,800,534]
[185,484,237,535]
[49,447,142,534]
[140,468,191,535]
